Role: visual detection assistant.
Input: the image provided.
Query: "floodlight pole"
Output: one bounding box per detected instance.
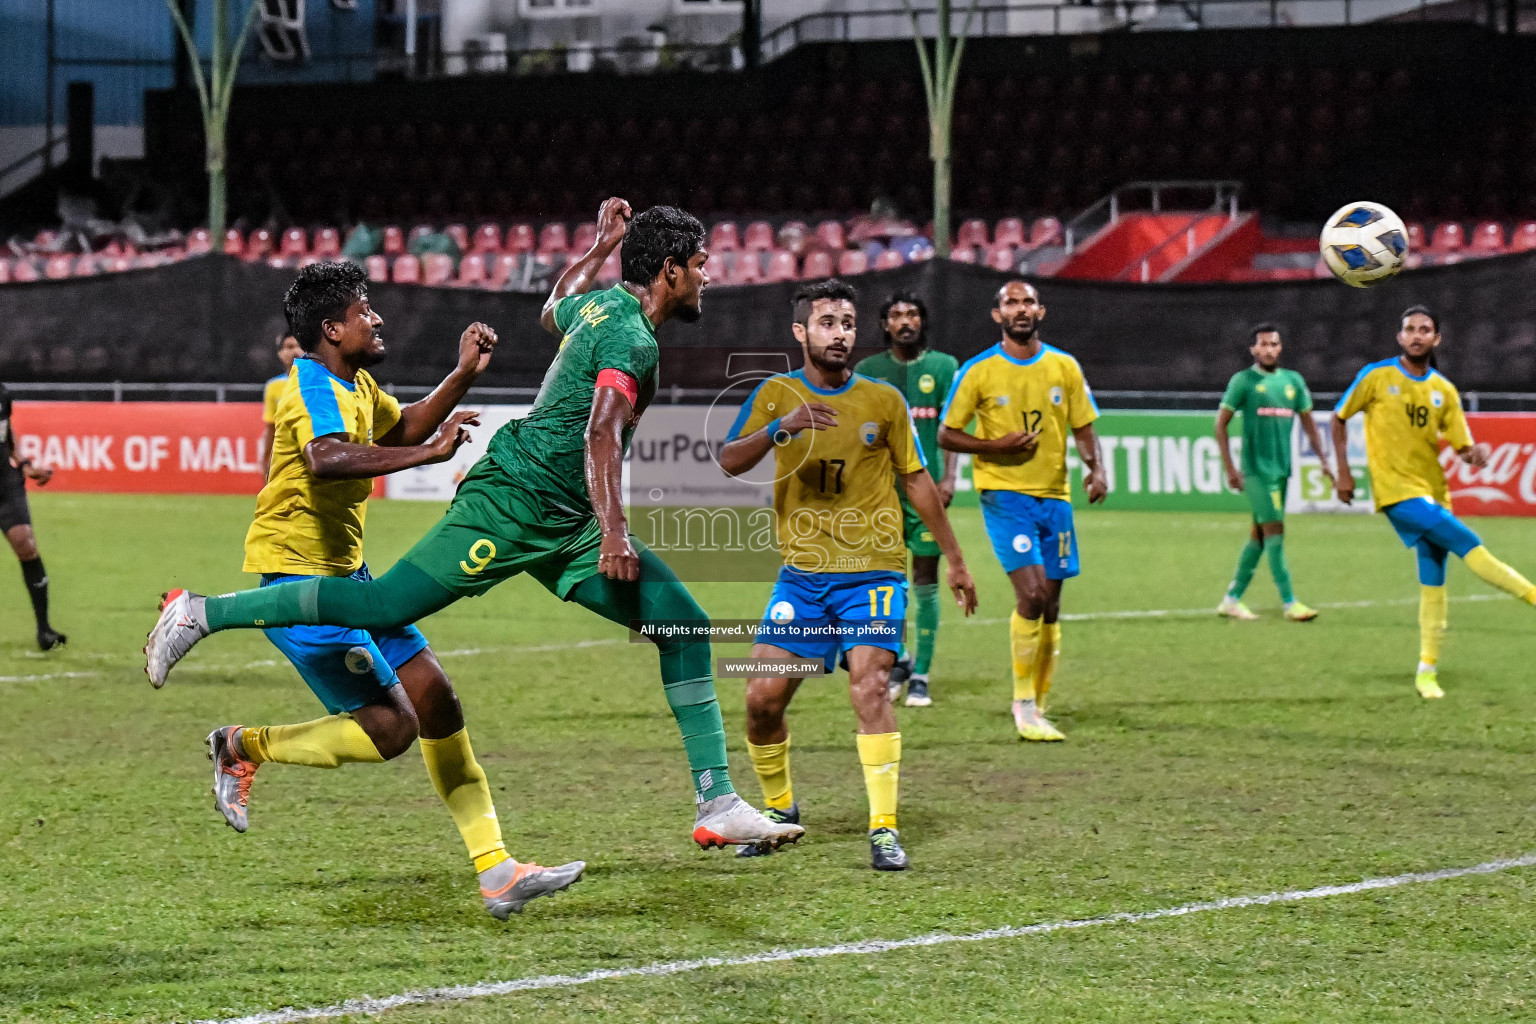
[904,0,978,259]
[164,0,261,243]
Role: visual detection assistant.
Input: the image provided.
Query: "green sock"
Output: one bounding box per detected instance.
[567,554,734,802]
[913,583,940,675]
[1263,534,1295,604]
[205,560,452,632]
[1226,539,1263,600]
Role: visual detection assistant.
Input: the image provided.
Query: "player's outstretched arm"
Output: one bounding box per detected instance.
[380,323,498,447]
[1214,407,1243,492]
[1331,415,1354,503]
[305,413,475,480]
[1072,424,1108,504]
[902,469,977,615]
[718,401,838,477]
[1299,412,1335,484]
[541,197,631,336]
[586,383,639,581]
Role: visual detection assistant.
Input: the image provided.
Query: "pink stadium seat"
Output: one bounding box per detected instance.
[297,254,321,269]
[572,222,599,254]
[1406,222,1427,251]
[837,249,868,275]
[743,221,774,252]
[815,220,846,251]
[472,223,502,254]
[105,255,132,273]
[596,249,622,286]
[710,222,741,252]
[365,255,388,282]
[423,253,454,286]
[730,252,763,285]
[1429,222,1465,253]
[408,224,434,248]
[765,249,798,282]
[949,246,978,264]
[444,224,469,253]
[44,255,72,279]
[382,225,406,255]
[312,227,341,257]
[186,227,212,255]
[391,254,421,284]
[801,250,835,279]
[538,223,569,254]
[874,248,904,271]
[993,217,1026,248]
[1469,221,1505,254]
[457,253,486,287]
[505,223,535,254]
[279,227,307,258]
[956,218,990,249]
[73,255,98,276]
[1510,221,1536,252]
[986,245,1015,272]
[11,260,39,282]
[0,260,9,284]
[245,228,274,260]
[1028,217,1063,247]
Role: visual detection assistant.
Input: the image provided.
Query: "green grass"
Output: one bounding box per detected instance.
[2,494,1534,1023]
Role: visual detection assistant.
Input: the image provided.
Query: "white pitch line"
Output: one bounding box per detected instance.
[192,851,1536,1024]
[965,592,1505,627]
[0,670,99,682]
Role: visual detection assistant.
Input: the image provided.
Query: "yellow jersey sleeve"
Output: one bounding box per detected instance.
[1063,355,1099,430]
[370,378,403,440]
[940,359,981,430]
[262,375,286,425]
[1335,364,1380,421]
[1440,385,1472,451]
[885,388,927,477]
[725,376,795,442]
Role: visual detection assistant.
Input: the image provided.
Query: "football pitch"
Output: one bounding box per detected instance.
[3,493,1534,1024]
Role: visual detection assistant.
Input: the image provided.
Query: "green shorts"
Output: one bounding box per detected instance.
[1243,475,1289,525]
[901,496,942,559]
[400,457,615,601]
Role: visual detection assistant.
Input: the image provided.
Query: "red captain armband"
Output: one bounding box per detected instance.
[595,368,639,406]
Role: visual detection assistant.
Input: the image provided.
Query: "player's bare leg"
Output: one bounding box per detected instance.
[1009,566,1065,741]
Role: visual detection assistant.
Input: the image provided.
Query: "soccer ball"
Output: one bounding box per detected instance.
[1319,201,1409,288]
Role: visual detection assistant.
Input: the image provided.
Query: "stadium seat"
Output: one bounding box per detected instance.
[815,220,846,251]
[0,260,8,284]
[949,246,978,264]
[1028,217,1063,248]
[743,221,774,252]
[382,225,406,256]
[312,227,341,258]
[986,246,1015,272]
[874,248,904,271]
[572,222,598,254]
[297,254,321,269]
[538,223,569,254]
[365,255,388,282]
[993,217,1026,248]
[765,249,798,282]
[11,260,39,282]
[472,223,502,254]
[505,223,535,254]
[596,249,622,286]
[444,224,469,253]
[1510,221,1536,252]
[186,228,212,255]
[73,255,97,276]
[489,253,517,288]
[730,252,763,285]
[245,228,274,260]
[837,249,868,275]
[1406,222,1427,252]
[709,222,741,252]
[423,253,454,286]
[44,255,72,280]
[279,227,307,258]
[1430,222,1465,253]
[391,254,421,284]
[956,219,990,249]
[801,250,834,279]
[1469,221,1506,254]
[455,253,485,287]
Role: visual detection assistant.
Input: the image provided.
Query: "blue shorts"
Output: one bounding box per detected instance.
[1383,498,1482,587]
[261,564,430,714]
[979,491,1080,579]
[755,567,907,671]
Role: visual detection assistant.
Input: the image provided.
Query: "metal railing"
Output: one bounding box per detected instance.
[1064,181,1242,256]
[0,133,68,201]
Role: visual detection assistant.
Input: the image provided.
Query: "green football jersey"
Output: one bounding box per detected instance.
[854,347,959,482]
[485,285,658,522]
[1219,365,1313,480]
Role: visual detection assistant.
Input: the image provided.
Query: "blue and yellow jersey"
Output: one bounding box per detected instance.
[727,371,927,574]
[1335,358,1473,511]
[243,356,402,575]
[940,343,1098,499]
[262,372,288,425]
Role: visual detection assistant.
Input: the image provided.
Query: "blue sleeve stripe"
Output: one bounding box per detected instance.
[910,418,929,470]
[725,377,772,441]
[1334,361,1384,415]
[296,359,347,437]
[940,351,988,423]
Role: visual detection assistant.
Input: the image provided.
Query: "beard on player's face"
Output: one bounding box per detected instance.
[1003,315,1038,341]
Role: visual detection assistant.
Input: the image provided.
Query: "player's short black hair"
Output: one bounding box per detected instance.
[284,261,368,352]
[621,205,706,285]
[994,279,1035,307]
[792,278,859,326]
[1250,323,1281,342]
[1401,304,1440,333]
[880,289,927,325]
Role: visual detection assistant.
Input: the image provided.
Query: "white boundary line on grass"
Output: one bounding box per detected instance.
[194,851,1536,1024]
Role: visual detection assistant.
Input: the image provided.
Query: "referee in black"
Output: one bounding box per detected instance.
[0,382,65,649]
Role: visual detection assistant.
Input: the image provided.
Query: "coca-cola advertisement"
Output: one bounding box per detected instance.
[1443,413,1536,516]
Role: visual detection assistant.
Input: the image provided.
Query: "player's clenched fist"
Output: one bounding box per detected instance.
[596,197,633,250]
[598,530,640,581]
[458,322,498,376]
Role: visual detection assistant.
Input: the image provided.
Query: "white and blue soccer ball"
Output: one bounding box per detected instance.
[1320,201,1409,288]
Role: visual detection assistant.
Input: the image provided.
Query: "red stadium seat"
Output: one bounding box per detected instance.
[949,246,978,264]
[1028,217,1063,247]
[730,252,763,285]
[506,223,535,254]
[1510,221,1536,252]
[538,223,569,254]
[12,260,39,282]
[408,224,435,248]
[0,260,9,284]
[596,249,622,286]
[423,253,454,286]
[1405,222,1427,252]
[836,249,868,275]
[873,248,904,271]
[572,222,598,254]
[297,254,321,269]
[391,254,421,284]
[365,255,388,282]
[956,218,990,249]
[1469,221,1505,254]
[986,245,1015,272]
[709,222,741,252]
[743,221,774,252]
[73,255,98,276]
[765,249,798,282]
[993,217,1026,248]
[457,253,486,287]
[312,227,341,258]
[186,227,212,255]
[444,224,469,253]
[490,253,518,287]
[44,255,71,279]
[1429,222,1465,253]
[801,250,835,279]
[815,220,846,251]
[472,223,502,254]
[382,225,406,255]
[279,227,307,258]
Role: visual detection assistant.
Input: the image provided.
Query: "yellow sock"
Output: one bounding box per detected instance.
[746,737,794,811]
[1010,611,1042,701]
[420,728,508,873]
[240,714,384,768]
[1464,546,1536,604]
[856,731,900,831]
[1419,584,1447,666]
[1034,621,1061,712]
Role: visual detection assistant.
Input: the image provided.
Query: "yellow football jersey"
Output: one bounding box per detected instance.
[262,372,288,425]
[726,371,926,574]
[243,356,402,575]
[1334,357,1472,511]
[940,343,1098,499]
